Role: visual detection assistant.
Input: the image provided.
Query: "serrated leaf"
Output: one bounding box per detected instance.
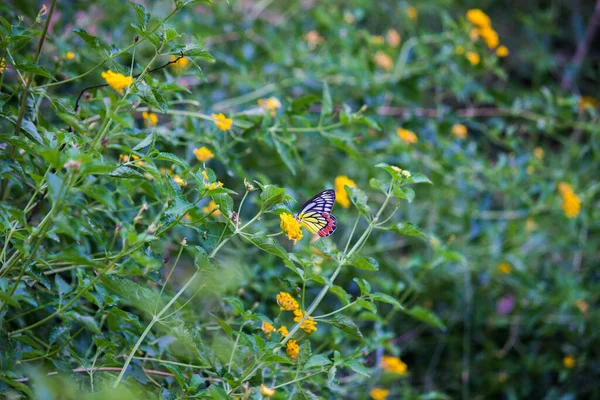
[130,2,150,28]
[262,354,294,364]
[392,186,415,202]
[155,151,186,167]
[385,222,428,239]
[404,173,432,185]
[353,278,371,295]
[343,359,370,377]
[133,131,155,151]
[345,186,370,215]
[167,44,215,61]
[370,292,403,309]
[14,61,56,80]
[72,28,103,50]
[108,165,146,179]
[348,254,379,271]
[329,315,363,340]
[258,184,288,210]
[212,193,233,216]
[161,363,186,388]
[65,312,100,333]
[210,313,233,339]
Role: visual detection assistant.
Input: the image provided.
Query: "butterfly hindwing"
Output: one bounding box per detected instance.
[296,189,337,237]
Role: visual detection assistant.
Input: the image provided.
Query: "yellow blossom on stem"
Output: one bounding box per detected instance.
[202,200,221,216]
[576,299,589,313]
[276,292,299,311]
[205,181,224,190]
[286,339,300,361]
[561,190,581,218]
[370,387,390,400]
[280,213,303,244]
[373,51,393,71]
[101,70,133,94]
[0,58,5,73]
[131,155,145,166]
[534,147,544,160]
[173,175,186,187]
[381,355,408,374]
[497,262,512,274]
[452,124,468,139]
[397,128,418,144]
[466,51,480,66]
[293,309,317,334]
[65,51,76,60]
[277,326,289,336]
[118,154,130,164]
[563,355,576,369]
[261,321,275,335]
[260,384,275,397]
[557,182,573,194]
[386,29,401,48]
[334,175,357,208]
[258,97,282,116]
[194,146,215,162]
[496,45,509,57]
[170,55,190,69]
[407,6,418,20]
[466,9,491,28]
[142,111,158,127]
[479,26,499,49]
[212,113,233,131]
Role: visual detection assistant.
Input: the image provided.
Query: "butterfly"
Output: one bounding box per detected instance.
[294,189,337,237]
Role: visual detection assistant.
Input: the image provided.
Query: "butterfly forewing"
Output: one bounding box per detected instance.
[296,189,337,236]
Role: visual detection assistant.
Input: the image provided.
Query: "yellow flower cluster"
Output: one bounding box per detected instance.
[534,147,544,160]
[65,51,76,60]
[578,96,598,111]
[212,113,232,131]
[170,55,190,69]
[258,97,282,116]
[373,51,393,71]
[202,200,221,216]
[293,309,317,334]
[286,339,300,360]
[497,262,512,274]
[276,292,299,311]
[370,387,390,400]
[466,9,509,57]
[194,146,215,162]
[142,111,158,127]
[261,321,275,334]
[558,182,581,218]
[280,213,303,244]
[260,384,276,397]
[205,181,224,190]
[335,175,357,208]
[101,70,133,94]
[466,51,480,66]
[397,128,418,144]
[563,355,576,369]
[452,123,468,139]
[173,175,186,187]
[381,355,408,374]
[0,58,6,73]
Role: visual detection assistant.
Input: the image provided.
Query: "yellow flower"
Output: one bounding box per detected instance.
[261,321,275,334]
[170,55,190,69]
[496,45,509,57]
[131,155,145,166]
[258,97,282,116]
[194,146,215,162]
[407,6,418,21]
[466,9,491,27]
[371,35,385,45]
[373,51,393,71]
[118,154,130,163]
[578,96,598,111]
[525,217,537,232]
[160,168,173,176]
[277,326,289,337]
[455,45,465,55]
[305,30,324,50]
[280,213,303,244]
[557,182,573,195]
[0,58,5,73]
[65,51,76,60]
[142,111,158,127]
[497,262,512,274]
[534,147,544,160]
[173,175,186,187]
[286,339,300,361]
[205,181,224,190]
[381,356,408,374]
[470,28,480,41]
[370,387,390,400]
[202,200,221,216]
[563,355,576,369]
[397,128,418,144]
[576,299,589,313]
[562,190,581,218]
[101,70,133,94]
[276,292,299,311]
[386,29,401,48]
[260,384,275,397]
[293,309,317,334]
[212,113,233,131]
[479,26,499,49]
[466,51,480,66]
[452,124,468,139]
[334,175,357,208]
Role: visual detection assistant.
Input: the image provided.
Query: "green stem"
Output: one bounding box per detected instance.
[314,300,359,320]
[273,369,327,389]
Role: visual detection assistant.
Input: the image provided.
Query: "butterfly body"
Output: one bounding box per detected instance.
[294,189,338,237]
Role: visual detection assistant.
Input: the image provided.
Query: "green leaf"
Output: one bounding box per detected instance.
[55,274,72,295]
[138,85,167,112]
[210,313,233,339]
[369,178,388,194]
[385,222,428,239]
[353,278,371,295]
[329,285,351,306]
[212,193,233,216]
[155,151,186,167]
[273,137,296,175]
[321,81,333,117]
[161,363,186,388]
[130,2,150,28]
[329,315,363,340]
[404,173,433,185]
[65,311,101,333]
[101,274,164,315]
[245,232,301,276]
[168,44,215,61]
[262,354,294,364]
[46,172,63,206]
[72,28,103,50]
[345,186,370,215]
[392,186,415,202]
[370,292,403,309]
[258,183,289,210]
[404,306,446,330]
[304,354,332,369]
[133,131,156,151]
[14,61,56,80]
[3,115,43,144]
[108,166,146,179]
[343,359,370,377]
[348,254,379,271]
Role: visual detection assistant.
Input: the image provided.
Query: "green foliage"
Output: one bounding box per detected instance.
[0,0,599,399]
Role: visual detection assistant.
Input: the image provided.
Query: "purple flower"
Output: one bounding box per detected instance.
[496,295,515,315]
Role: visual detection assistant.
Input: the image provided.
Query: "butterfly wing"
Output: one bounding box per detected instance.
[297,189,337,237]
